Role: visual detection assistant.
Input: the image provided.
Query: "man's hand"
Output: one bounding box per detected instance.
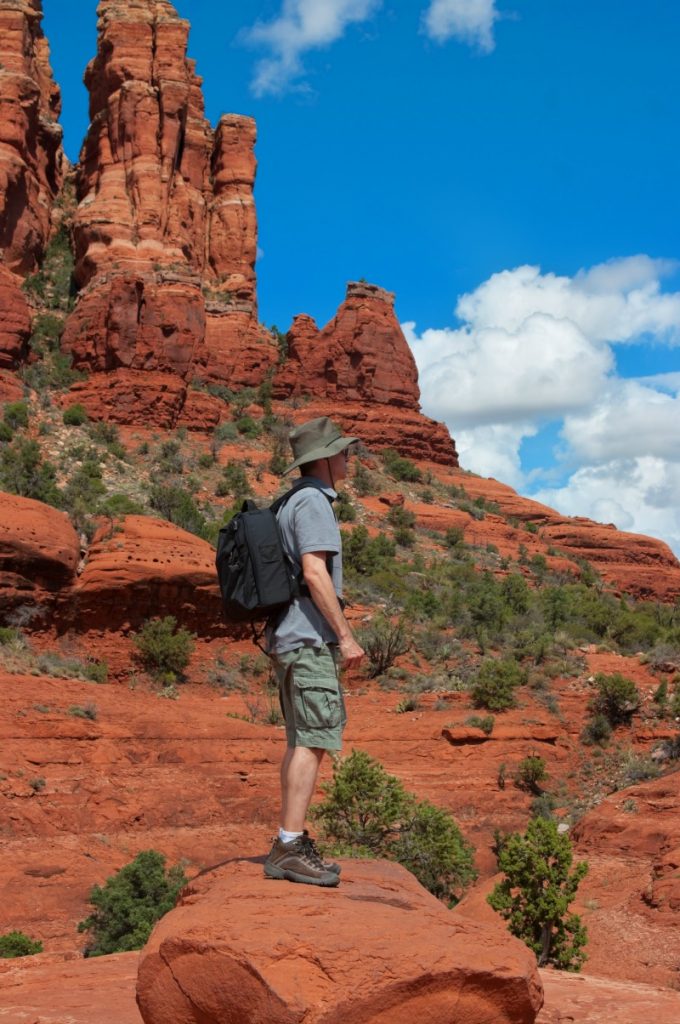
[338,635,365,669]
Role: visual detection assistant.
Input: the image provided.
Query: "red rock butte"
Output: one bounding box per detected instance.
[0,0,64,368]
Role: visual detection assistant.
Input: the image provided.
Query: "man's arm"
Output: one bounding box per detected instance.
[301,551,364,668]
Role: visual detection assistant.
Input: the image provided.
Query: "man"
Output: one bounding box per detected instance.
[263,417,365,887]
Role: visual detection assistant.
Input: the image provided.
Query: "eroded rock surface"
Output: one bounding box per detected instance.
[0,0,63,367]
[0,490,80,619]
[137,858,542,1024]
[60,0,271,417]
[273,283,458,464]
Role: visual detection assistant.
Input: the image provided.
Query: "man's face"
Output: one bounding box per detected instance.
[329,447,351,483]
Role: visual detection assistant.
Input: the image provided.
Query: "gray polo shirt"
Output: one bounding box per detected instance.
[265,477,343,655]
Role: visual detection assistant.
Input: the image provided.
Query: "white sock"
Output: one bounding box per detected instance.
[279,828,303,844]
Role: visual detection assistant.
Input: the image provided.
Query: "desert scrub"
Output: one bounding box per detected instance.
[133,616,195,683]
[358,615,410,678]
[589,672,640,727]
[0,931,43,958]
[78,850,186,956]
[311,750,476,904]
[470,658,527,711]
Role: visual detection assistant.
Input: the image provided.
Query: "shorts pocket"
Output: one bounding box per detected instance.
[297,685,342,730]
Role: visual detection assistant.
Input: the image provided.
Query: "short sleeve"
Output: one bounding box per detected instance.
[293,490,341,557]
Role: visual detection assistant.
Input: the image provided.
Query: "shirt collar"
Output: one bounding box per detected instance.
[299,475,337,500]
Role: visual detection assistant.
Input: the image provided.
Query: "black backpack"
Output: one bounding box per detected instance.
[215,480,330,625]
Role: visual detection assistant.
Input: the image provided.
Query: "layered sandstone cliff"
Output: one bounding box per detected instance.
[60,0,277,410]
[274,282,459,465]
[0,0,63,366]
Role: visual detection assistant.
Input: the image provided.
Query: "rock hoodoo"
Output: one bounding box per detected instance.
[60,0,277,416]
[274,282,459,465]
[0,0,64,367]
[137,859,542,1024]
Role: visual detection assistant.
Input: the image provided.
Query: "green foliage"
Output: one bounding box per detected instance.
[359,615,410,678]
[216,460,250,500]
[381,448,422,482]
[88,422,126,459]
[471,658,527,711]
[580,713,612,746]
[149,483,209,539]
[352,460,375,496]
[63,404,88,426]
[515,755,548,793]
[235,415,261,438]
[590,672,640,727]
[343,525,396,576]
[487,817,588,971]
[133,616,195,682]
[270,325,289,359]
[311,750,476,903]
[0,437,60,505]
[3,401,29,431]
[22,224,75,310]
[444,526,465,549]
[465,714,495,734]
[335,490,356,522]
[0,931,43,958]
[98,493,146,518]
[77,850,186,956]
[0,627,22,645]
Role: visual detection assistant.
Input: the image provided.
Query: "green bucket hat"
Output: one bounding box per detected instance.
[284,416,359,475]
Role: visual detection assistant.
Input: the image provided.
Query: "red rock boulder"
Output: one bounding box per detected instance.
[137,859,543,1024]
[64,514,222,633]
[0,265,31,368]
[0,490,80,619]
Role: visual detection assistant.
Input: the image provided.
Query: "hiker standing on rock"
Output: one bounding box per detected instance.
[263,417,365,887]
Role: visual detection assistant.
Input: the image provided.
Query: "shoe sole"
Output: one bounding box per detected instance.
[264,862,339,887]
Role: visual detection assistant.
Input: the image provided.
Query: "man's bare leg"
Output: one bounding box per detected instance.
[280,746,324,833]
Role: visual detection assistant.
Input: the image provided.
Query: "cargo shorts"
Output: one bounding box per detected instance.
[270,643,347,750]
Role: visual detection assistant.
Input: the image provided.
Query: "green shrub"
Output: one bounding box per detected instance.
[77,850,186,956]
[98,494,146,517]
[590,672,640,726]
[471,658,527,711]
[0,438,60,505]
[63,404,88,426]
[235,415,261,438]
[0,930,43,958]
[3,401,29,431]
[359,616,410,678]
[133,616,195,682]
[311,750,476,904]
[69,703,98,720]
[580,713,612,746]
[343,525,396,576]
[149,483,209,539]
[335,490,356,522]
[465,714,495,734]
[515,755,548,793]
[488,817,588,971]
[444,526,465,549]
[352,460,375,496]
[0,627,22,646]
[381,448,422,482]
[215,460,250,500]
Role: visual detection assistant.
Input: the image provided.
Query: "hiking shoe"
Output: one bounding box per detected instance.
[264,836,340,887]
[302,831,341,875]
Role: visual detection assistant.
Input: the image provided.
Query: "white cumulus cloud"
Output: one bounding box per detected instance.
[422,0,499,52]
[405,256,680,555]
[242,0,382,96]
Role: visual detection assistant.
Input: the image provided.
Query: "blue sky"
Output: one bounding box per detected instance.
[43,1,680,554]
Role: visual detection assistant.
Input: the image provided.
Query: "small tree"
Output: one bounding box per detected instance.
[471,658,527,711]
[488,817,588,971]
[0,931,43,958]
[78,850,186,956]
[63,403,88,426]
[590,672,640,727]
[515,755,548,794]
[311,750,476,905]
[133,616,195,682]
